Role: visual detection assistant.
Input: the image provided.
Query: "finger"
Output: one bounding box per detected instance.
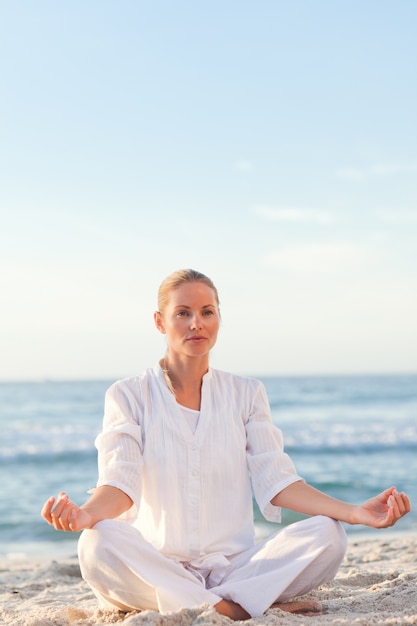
[392,491,406,516]
[68,507,79,532]
[390,489,410,517]
[50,493,70,530]
[380,486,396,502]
[41,497,56,524]
[397,492,411,515]
[51,492,68,510]
[57,501,70,527]
[386,495,399,524]
[50,493,68,514]
[53,503,76,531]
[56,504,74,531]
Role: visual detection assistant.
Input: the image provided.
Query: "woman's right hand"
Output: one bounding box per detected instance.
[41,492,94,532]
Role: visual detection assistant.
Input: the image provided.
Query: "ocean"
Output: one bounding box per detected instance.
[0,374,416,556]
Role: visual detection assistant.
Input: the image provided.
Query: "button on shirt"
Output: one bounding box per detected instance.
[95,365,303,564]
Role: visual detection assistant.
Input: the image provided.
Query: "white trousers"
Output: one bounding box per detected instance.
[78,515,347,618]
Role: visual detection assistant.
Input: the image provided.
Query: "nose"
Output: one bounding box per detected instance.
[190,313,203,330]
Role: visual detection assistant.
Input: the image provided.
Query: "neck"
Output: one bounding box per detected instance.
[160,354,208,401]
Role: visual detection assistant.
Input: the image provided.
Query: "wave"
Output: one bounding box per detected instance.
[1,435,416,464]
[0,448,96,465]
[0,519,81,544]
[280,419,417,452]
[264,374,417,409]
[286,440,417,454]
[2,409,417,461]
[0,424,99,461]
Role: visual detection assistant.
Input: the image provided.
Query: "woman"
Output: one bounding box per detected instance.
[42,269,410,620]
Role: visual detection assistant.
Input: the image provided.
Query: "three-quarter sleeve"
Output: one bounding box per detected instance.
[245,381,304,522]
[95,379,144,519]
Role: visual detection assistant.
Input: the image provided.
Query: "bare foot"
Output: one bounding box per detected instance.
[270,600,323,616]
[214,599,250,621]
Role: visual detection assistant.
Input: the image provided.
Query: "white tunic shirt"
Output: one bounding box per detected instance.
[95,365,303,566]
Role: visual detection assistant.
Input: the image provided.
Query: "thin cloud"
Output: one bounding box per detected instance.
[376,209,417,224]
[370,162,417,176]
[336,168,364,181]
[264,242,369,273]
[254,206,334,224]
[336,162,417,180]
[235,159,253,172]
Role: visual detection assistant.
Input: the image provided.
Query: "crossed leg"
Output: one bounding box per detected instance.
[78,516,346,619]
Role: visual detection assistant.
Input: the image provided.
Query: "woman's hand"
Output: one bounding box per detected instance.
[41,486,133,532]
[352,487,411,528]
[41,492,94,532]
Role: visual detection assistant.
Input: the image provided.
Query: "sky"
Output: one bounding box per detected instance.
[1,1,416,380]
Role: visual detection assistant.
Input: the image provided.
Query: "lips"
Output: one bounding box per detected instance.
[186,336,206,342]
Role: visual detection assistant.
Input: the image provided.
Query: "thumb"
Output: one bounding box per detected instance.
[68,507,79,531]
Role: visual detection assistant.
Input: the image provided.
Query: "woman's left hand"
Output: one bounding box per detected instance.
[354,487,411,528]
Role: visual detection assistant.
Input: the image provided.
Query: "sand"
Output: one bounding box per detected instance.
[1,531,416,626]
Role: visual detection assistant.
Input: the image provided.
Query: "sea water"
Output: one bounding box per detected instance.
[0,374,416,556]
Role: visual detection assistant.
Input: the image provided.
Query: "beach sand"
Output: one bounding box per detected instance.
[1,532,416,626]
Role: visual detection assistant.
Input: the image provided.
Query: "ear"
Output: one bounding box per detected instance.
[154,311,166,334]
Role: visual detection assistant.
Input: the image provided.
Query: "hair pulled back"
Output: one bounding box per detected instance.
[157,269,220,314]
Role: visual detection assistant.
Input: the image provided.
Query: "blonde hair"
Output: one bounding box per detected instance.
[157,268,220,314]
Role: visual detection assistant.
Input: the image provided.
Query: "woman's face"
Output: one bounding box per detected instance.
[155,281,220,360]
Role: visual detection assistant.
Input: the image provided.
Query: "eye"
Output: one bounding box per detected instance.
[203,309,215,316]
[176,310,189,317]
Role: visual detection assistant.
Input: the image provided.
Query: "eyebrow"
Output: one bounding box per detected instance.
[173,304,216,310]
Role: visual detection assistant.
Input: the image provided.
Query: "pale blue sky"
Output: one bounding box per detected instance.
[1,1,416,380]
